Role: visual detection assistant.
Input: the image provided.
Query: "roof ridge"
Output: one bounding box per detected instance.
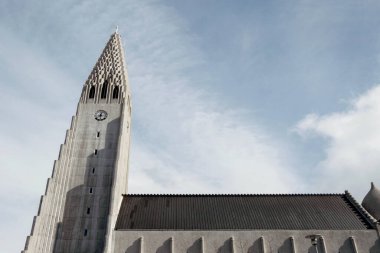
[344,190,378,227]
[122,193,344,197]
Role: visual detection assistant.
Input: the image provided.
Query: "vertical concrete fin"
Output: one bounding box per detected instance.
[23,235,31,251]
[320,236,327,253]
[37,196,44,215]
[51,161,57,178]
[200,236,205,253]
[44,178,52,195]
[230,237,235,253]
[63,130,69,144]
[139,237,143,253]
[170,237,174,253]
[260,236,266,253]
[69,115,76,129]
[350,237,359,253]
[290,236,296,253]
[57,144,64,160]
[30,216,37,235]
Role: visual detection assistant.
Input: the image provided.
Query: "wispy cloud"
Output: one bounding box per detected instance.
[0,1,299,251]
[3,1,379,252]
[120,2,298,193]
[295,85,380,198]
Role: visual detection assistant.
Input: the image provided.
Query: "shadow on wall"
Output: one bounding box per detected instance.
[247,238,263,253]
[338,238,353,253]
[156,239,171,253]
[370,239,380,253]
[187,238,202,253]
[121,236,380,253]
[125,237,203,253]
[338,238,380,253]
[277,238,292,253]
[216,239,232,253]
[125,238,140,253]
[52,118,120,253]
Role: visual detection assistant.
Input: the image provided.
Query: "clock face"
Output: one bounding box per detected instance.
[94,110,108,121]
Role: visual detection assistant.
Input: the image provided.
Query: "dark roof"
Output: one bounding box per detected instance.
[115,192,376,230]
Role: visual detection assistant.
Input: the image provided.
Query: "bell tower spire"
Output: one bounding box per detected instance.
[23,32,132,253]
[80,32,130,104]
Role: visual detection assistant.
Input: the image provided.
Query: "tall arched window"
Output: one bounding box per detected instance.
[88,86,95,99]
[101,81,108,99]
[112,86,119,99]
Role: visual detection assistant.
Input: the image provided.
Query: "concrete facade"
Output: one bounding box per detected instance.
[112,230,380,253]
[22,32,131,253]
[22,32,380,253]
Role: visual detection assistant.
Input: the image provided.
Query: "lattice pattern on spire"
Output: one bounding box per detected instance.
[80,32,129,104]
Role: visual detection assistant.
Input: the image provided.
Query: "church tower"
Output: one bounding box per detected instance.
[23,32,132,253]
[22,30,380,253]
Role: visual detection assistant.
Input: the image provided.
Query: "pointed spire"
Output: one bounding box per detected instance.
[80,31,130,104]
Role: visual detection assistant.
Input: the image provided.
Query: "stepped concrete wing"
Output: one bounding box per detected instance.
[22,32,132,253]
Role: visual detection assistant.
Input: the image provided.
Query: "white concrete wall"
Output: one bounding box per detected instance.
[103,100,132,253]
[22,32,132,253]
[22,100,131,253]
[112,230,380,253]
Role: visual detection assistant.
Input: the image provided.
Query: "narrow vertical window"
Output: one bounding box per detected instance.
[96,131,100,138]
[112,86,119,99]
[89,188,93,193]
[101,81,108,99]
[84,229,88,236]
[89,86,95,99]
[94,149,98,155]
[92,168,95,174]
[87,207,90,214]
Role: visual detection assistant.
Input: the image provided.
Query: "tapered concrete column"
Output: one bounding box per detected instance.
[320,236,327,253]
[139,237,143,253]
[170,237,174,253]
[230,237,235,253]
[350,236,358,253]
[290,236,296,253]
[260,236,266,253]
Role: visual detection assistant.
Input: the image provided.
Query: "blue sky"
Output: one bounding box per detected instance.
[1,1,380,252]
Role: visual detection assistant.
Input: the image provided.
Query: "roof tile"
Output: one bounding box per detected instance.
[115,193,374,230]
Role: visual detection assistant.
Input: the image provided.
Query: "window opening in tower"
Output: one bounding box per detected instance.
[101,81,108,99]
[89,86,95,99]
[113,86,119,99]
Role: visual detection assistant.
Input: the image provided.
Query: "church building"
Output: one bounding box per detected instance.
[22,32,380,253]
